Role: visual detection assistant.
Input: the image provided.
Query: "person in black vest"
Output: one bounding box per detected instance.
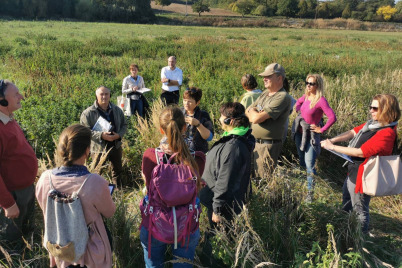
[80,86,127,187]
[321,94,400,233]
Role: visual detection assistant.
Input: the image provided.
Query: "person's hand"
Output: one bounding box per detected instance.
[185,116,200,127]
[101,132,119,142]
[4,203,20,219]
[161,78,169,83]
[321,139,334,150]
[311,124,322,133]
[132,86,138,92]
[212,212,221,223]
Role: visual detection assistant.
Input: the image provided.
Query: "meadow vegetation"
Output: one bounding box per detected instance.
[0,20,401,267]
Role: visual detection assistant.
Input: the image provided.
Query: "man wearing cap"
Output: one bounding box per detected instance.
[160,56,183,105]
[0,80,37,245]
[245,63,292,178]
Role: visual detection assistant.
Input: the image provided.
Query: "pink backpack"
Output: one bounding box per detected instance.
[140,148,201,257]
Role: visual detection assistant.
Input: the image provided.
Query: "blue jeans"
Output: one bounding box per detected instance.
[295,132,317,191]
[342,178,371,233]
[140,226,200,268]
[131,98,144,117]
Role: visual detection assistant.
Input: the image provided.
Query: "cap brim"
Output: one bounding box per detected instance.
[258,71,273,77]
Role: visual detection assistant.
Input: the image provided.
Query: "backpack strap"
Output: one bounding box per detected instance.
[47,171,56,191]
[76,174,92,195]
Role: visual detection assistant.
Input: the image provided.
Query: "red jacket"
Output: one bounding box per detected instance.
[353,123,396,193]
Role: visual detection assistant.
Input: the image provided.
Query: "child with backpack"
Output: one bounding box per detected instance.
[36,124,116,268]
[140,106,206,268]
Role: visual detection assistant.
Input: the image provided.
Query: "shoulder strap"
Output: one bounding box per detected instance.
[47,171,55,191]
[76,174,92,195]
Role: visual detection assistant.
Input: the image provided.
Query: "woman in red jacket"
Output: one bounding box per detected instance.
[321,94,400,233]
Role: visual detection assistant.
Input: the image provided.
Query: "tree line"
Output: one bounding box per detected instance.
[0,0,155,23]
[1,0,401,23]
[198,0,402,22]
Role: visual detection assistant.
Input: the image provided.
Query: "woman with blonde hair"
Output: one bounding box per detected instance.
[36,124,116,268]
[140,106,206,267]
[292,74,336,202]
[321,94,400,233]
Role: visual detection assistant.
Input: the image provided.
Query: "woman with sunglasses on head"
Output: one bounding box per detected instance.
[321,94,400,234]
[199,102,255,228]
[181,87,214,153]
[292,74,336,202]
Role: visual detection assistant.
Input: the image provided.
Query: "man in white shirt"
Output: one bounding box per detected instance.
[161,56,183,105]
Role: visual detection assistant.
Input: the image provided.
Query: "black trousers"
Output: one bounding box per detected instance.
[160,90,180,105]
[93,146,123,186]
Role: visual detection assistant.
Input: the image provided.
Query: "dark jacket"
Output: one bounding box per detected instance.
[200,129,255,215]
[181,106,214,154]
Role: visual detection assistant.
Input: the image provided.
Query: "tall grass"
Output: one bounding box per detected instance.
[0,21,401,267]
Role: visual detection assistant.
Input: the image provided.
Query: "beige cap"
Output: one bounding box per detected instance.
[258,63,286,78]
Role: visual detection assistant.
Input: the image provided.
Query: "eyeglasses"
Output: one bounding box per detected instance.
[369,106,379,111]
[186,88,197,94]
[305,81,316,86]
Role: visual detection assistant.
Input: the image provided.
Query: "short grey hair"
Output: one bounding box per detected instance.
[96,86,111,95]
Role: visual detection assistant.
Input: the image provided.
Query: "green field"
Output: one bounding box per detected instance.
[0,20,401,267]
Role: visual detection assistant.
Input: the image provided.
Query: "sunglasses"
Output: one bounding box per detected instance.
[305,81,316,86]
[369,106,379,111]
[186,88,197,94]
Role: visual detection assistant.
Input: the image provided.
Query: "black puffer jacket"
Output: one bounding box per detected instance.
[200,129,255,215]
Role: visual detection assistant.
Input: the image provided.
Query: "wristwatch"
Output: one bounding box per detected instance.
[168,79,171,83]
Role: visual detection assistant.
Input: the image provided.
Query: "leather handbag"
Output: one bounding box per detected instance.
[362,155,402,196]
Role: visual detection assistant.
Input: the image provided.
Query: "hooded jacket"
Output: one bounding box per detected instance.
[201,129,255,214]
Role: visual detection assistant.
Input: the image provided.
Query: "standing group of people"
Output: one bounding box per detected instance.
[0,56,400,268]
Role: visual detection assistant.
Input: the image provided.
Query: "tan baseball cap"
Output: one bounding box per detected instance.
[258,63,286,78]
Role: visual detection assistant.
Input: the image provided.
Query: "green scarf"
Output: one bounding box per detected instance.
[222,126,249,137]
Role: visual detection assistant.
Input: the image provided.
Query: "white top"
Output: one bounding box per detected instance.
[161,66,183,92]
[122,75,145,95]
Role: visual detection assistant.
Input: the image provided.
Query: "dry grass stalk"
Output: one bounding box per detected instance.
[136,99,165,149]
[0,244,12,267]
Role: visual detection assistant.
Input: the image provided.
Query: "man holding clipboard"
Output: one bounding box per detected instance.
[80,86,127,187]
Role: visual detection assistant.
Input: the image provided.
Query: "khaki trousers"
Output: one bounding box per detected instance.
[252,142,283,179]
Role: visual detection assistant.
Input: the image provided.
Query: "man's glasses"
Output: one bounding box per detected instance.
[305,81,316,86]
[369,106,378,111]
[186,88,197,94]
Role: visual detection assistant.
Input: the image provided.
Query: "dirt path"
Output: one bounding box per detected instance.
[151,1,240,16]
